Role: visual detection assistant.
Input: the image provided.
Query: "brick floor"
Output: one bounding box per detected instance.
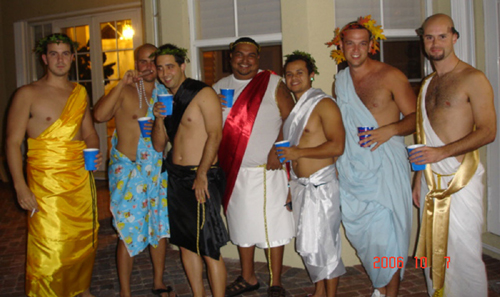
[1,180,499,297]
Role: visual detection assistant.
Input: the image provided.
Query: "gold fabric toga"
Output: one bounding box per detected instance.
[25,84,98,296]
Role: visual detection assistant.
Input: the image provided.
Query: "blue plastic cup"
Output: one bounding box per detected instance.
[83,148,99,171]
[407,144,426,171]
[358,126,374,147]
[221,89,235,108]
[158,94,173,116]
[138,117,152,138]
[274,140,290,163]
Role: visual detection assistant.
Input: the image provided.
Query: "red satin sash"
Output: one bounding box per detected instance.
[219,71,272,212]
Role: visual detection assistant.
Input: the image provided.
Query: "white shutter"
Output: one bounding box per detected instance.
[383,0,425,29]
[335,0,381,28]
[237,0,281,36]
[198,0,236,39]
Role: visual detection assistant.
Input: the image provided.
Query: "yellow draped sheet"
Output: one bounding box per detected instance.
[25,84,98,297]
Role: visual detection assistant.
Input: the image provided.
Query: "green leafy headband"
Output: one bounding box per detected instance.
[34,34,79,54]
[150,47,190,62]
[284,50,319,75]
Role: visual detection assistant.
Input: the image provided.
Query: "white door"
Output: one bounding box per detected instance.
[485,0,500,236]
[52,9,142,174]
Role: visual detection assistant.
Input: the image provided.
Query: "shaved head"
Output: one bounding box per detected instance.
[417,13,460,38]
[134,43,157,61]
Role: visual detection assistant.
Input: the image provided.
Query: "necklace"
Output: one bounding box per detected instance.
[135,79,152,109]
[439,59,461,78]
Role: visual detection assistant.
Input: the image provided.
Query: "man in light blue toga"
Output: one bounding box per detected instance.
[330,16,416,297]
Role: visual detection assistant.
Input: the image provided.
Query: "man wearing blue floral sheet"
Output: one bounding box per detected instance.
[94,43,173,297]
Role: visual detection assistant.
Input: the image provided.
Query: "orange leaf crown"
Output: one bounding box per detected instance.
[325,15,386,64]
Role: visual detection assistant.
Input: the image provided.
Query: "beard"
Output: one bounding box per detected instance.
[428,48,445,61]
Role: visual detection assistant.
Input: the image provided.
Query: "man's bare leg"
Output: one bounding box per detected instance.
[150,238,174,296]
[203,255,227,297]
[378,269,400,297]
[237,245,258,285]
[325,277,339,297]
[117,240,134,297]
[180,247,205,297]
[311,280,326,297]
[264,245,284,286]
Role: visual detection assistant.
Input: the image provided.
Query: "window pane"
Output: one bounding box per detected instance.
[62,27,76,44]
[335,0,381,27]
[237,0,281,36]
[101,21,117,51]
[198,0,235,39]
[75,25,90,52]
[118,50,134,78]
[383,0,424,29]
[382,39,423,80]
[77,54,92,80]
[116,19,134,49]
[103,51,118,80]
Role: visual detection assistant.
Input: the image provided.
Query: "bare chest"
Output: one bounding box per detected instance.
[353,78,392,111]
[116,89,151,125]
[425,75,467,116]
[179,102,204,128]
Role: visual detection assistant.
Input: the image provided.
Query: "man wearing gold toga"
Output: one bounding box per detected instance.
[6,34,102,297]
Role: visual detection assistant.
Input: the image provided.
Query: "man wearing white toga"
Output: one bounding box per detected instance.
[410,13,497,297]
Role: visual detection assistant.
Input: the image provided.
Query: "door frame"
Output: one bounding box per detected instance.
[484,0,500,236]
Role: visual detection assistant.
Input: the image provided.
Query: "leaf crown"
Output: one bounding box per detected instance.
[34,34,78,54]
[284,50,319,75]
[325,15,386,64]
[150,46,190,63]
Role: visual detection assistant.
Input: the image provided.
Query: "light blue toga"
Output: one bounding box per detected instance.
[335,68,412,288]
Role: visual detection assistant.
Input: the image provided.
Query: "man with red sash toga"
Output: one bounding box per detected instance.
[214,37,295,297]
[6,34,101,297]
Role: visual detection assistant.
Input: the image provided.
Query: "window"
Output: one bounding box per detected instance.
[335,0,430,91]
[15,6,143,173]
[189,0,282,83]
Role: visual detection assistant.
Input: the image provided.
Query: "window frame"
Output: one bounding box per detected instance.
[187,0,282,80]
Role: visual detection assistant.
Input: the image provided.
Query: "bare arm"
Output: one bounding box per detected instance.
[360,69,417,151]
[81,95,102,169]
[267,81,295,170]
[151,102,169,152]
[192,87,223,202]
[412,170,422,208]
[410,71,496,164]
[281,98,345,161]
[93,70,143,122]
[6,87,38,211]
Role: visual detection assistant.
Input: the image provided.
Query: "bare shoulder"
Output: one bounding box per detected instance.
[315,97,340,115]
[376,61,408,83]
[12,82,41,104]
[194,85,219,103]
[460,65,492,89]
